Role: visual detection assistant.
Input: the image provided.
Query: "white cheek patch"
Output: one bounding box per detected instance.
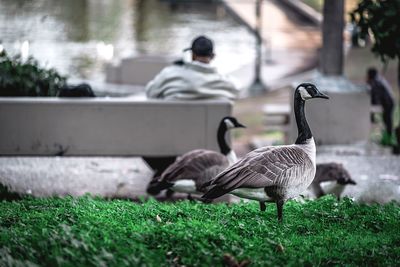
[224,119,235,129]
[299,87,312,100]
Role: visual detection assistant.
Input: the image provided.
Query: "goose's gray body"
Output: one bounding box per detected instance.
[146,116,245,197]
[310,162,356,199]
[204,138,316,202]
[164,149,229,194]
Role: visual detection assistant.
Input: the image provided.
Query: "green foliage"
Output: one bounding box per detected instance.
[0,50,67,96]
[0,196,399,266]
[350,0,400,64]
[300,0,324,12]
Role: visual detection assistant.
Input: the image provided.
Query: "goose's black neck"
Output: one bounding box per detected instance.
[217,123,231,155]
[294,92,312,144]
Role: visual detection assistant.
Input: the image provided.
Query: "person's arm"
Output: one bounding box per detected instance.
[145,68,171,99]
[209,75,240,99]
[145,75,162,99]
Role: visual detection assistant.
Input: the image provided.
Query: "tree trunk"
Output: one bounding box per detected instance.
[320,0,344,76]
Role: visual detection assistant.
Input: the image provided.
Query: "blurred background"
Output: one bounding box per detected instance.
[0,0,399,203]
[0,0,255,82]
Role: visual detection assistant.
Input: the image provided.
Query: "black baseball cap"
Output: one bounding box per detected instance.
[184,36,214,57]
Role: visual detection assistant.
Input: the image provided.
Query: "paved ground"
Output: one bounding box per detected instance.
[0,157,152,199]
[316,145,400,203]
[1,143,398,204]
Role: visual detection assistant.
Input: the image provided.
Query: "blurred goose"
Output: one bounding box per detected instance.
[146,117,245,197]
[310,162,356,199]
[202,83,329,222]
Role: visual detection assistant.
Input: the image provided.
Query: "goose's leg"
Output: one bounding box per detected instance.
[259,201,266,212]
[311,183,325,198]
[187,194,194,201]
[202,198,213,204]
[276,200,284,223]
[166,189,175,198]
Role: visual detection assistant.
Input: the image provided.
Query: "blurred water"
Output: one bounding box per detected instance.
[0,0,255,82]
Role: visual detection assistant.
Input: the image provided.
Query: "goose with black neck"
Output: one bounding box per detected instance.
[202,83,329,222]
[146,116,245,198]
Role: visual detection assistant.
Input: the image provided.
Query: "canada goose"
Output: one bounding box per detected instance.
[146,116,245,197]
[202,83,329,222]
[310,163,356,199]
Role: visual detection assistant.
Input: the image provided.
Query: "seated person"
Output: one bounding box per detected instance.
[145,35,239,100]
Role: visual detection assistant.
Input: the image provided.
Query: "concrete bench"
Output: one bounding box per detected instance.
[262,104,290,129]
[105,56,174,86]
[0,97,232,156]
[0,98,232,174]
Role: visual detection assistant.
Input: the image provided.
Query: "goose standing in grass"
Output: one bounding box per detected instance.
[146,117,245,198]
[202,83,329,222]
[310,163,356,199]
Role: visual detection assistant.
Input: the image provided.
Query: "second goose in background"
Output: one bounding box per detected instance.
[310,162,356,199]
[146,116,245,198]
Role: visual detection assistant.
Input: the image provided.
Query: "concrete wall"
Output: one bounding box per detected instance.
[106,56,174,86]
[0,98,232,156]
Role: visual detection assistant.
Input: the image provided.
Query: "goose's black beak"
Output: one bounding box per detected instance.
[315,91,329,99]
[348,179,357,185]
[236,123,246,128]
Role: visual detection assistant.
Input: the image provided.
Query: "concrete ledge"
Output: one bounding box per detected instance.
[106,56,175,86]
[0,98,232,156]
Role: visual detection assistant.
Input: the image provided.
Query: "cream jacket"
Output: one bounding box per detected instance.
[145,61,239,100]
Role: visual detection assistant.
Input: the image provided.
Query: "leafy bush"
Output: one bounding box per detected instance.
[0,196,399,266]
[350,0,400,88]
[0,50,67,96]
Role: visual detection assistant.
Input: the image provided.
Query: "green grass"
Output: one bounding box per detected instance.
[1,196,399,267]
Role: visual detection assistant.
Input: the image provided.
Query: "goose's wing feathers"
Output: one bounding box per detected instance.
[197,165,228,192]
[203,145,313,199]
[161,149,228,183]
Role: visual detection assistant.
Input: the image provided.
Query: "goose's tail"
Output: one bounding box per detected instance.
[201,184,228,200]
